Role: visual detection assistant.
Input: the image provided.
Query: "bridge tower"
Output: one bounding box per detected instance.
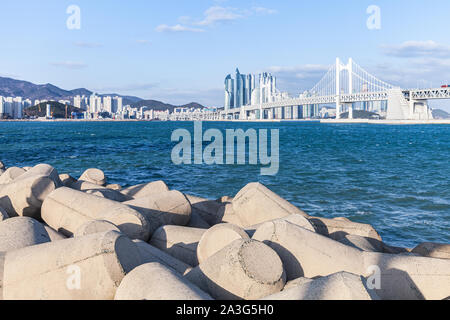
[336,58,354,119]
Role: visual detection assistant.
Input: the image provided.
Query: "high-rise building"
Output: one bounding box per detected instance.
[103,96,112,114]
[224,75,235,110]
[112,96,122,114]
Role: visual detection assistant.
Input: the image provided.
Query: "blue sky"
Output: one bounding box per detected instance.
[1,0,450,109]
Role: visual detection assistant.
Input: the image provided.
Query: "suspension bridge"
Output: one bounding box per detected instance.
[220,58,450,121]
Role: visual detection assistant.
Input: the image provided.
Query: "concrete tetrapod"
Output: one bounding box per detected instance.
[15,164,63,188]
[0,167,26,184]
[115,262,212,300]
[124,190,192,235]
[412,242,450,259]
[185,239,286,300]
[0,174,56,218]
[196,223,250,264]
[70,180,132,202]
[0,161,5,175]
[232,183,308,227]
[133,240,192,275]
[245,214,315,237]
[59,174,77,187]
[74,220,121,237]
[252,219,450,300]
[0,217,51,252]
[43,224,67,241]
[262,272,379,300]
[78,168,107,186]
[149,225,206,267]
[41,187,151,241]
[185,194,223,226]
[307,216,382,241]
[121,181,169,199]
[2,230,141,300]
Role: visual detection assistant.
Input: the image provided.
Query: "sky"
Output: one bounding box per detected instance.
[1,0,450,110]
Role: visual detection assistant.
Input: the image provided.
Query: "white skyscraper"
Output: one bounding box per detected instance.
[103,96,112,113]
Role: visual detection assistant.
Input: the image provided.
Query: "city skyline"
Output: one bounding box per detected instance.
[1,1,450,110]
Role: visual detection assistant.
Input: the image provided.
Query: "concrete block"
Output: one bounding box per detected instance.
[284,277,314,290]
[308,216,382,241]
[246,214,315,237]
[0,174,56,218]
[115,262,212,300]
[150,225,206,267]
[71,180,132,202]
[337,234,383,252]
[121,181,169,198]
[2,230,141,300]
[43,224,67,241]
[197,223,250,264]
[124,190,192,235]
[74,220,121,237]
[16,164,63,188]
[41,187,150,241]
[185,194,224,226]
[185,239,286,300]
[59,174,77,187]
[187,210,211,229]
[133,240,192,275]
[412,242,450,259]
[0,167,26,184]
[253,219,450,299]
[106,184,122,191]
[262,272,379,300]
[78,168,106,186]
[0,217,51,252]
[232,183,308,227]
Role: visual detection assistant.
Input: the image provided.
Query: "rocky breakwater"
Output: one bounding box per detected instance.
[0,162,449,300]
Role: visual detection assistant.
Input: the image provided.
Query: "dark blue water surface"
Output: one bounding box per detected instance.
[1,121,449,248]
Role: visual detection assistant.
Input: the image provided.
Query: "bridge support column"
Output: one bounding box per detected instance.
[349,104,354,119]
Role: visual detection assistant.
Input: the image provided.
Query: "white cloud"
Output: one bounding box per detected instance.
[155,24,205,33]
[382,40,450,58]
[196,6,243,26]
[74,42,103,48]
[50,61,87,69]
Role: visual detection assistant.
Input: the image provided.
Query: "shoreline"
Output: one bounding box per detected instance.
[2,118,450,125]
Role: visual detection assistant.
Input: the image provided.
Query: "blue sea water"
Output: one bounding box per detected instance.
[0,121,449,248]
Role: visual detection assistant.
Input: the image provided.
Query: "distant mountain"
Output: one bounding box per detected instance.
[0,76,205,110]
[24,101,83,119]
[432,109,450,119]
[131,100,205,111]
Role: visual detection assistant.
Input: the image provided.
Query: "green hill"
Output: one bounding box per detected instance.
[24,101,83,119]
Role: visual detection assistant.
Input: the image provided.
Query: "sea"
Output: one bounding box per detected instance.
[1,120,449,249]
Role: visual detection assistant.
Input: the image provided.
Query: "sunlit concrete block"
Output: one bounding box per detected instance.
[78,168,107,186]
[74,220,121,237]
[149,225,206,267]
[197,223,250,264]
[0,175,56,218]
[0,161,5,175]
[41,187,150,241]
[412,242,450,259]
[262,272,379,300]
[124,190,191,235]
[246,214,315,237]
[115,262,212,300]
[337,234,383,252]
[0,217,51,252]
[253,219,450,300]
[16,164,63,188]
[106,184,122,191]
[133,240,192,275]
[284,277,314,290]
[232,183,308,227]
[185,194,224,226]
[59,174,77,187]
[121,181,169,198]
[43,224,67,241]
[2,231,141,300]
[71,180,132,202]
[0,167,26,184]
[308,216,382,241]
[185,239,286,300]
[252,219,362,281]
